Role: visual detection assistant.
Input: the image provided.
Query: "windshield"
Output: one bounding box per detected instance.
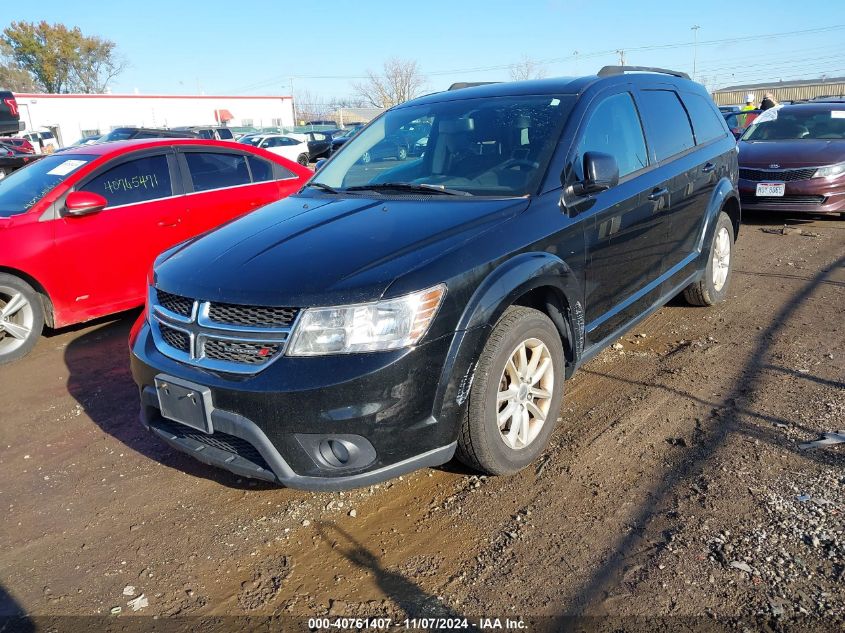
[312,95,574,197]
[99,129,135,142]
[239,136,262,146]
[742,108,845,141]
[0,154,93,218]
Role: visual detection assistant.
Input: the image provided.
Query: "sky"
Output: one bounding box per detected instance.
[3,0,845,103]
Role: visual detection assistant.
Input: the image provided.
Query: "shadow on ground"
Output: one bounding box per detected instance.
[62,312,274,491]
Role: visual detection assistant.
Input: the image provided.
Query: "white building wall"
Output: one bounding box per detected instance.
[12,93,295,145]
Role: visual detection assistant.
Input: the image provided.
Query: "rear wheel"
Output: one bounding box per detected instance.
[0,274,45,364]
[683,211,735,306]
[361,151,372,164]
[456,306,565,475]
[397,146,408,160]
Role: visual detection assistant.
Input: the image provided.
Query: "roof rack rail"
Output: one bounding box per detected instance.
[597,66,691,80]
[448,82,500,91]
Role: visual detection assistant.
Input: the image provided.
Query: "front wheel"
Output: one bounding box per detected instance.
[0,273,45,364]
[683,211,735,306]
[456,306,565,475]
[361,151,372,164]
[297,153,309,166]
[397,146,408,160]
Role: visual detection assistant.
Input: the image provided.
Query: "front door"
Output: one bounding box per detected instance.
[566,89,670,345]
[53,151,188,318]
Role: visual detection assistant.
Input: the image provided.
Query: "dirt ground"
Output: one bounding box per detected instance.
[1,211,843,632]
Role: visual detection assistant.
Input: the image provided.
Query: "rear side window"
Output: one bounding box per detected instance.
[247,156,275,182]
[638,90,695,161]
[185,152,251,191]
[80,155,172,208]
[197,129,214,139]
[217,129,234,140]
[575,92,648,178]
[682,93,729,144]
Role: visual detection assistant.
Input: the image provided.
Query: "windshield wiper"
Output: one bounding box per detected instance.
[307,182,340,194]
[344,182,473,196]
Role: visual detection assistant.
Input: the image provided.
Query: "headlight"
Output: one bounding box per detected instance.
[287,284,446,356]
[815,162,845,178]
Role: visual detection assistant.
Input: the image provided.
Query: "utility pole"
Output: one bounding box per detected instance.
[289,77,297,126]
[573,50,579,75]
[616,50,625,66]
[691,25,701,81]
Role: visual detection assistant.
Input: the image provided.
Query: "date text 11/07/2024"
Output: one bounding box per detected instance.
[307,617,527,630]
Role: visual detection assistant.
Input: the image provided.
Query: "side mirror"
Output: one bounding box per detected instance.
[65,191,108,217]
[572,151,619,196]
[314,158,327,171]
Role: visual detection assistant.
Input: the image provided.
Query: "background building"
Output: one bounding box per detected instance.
[12,93,295,145]
[712,76,845,106]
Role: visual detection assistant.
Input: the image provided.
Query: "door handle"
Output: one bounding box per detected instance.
[702,162,716,173]
[648,187,669,201]
[157,217,180,227]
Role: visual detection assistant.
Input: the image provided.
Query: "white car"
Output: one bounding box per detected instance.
[238,134,309,165]
[21,129,60,154]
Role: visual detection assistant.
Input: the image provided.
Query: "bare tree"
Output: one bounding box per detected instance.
[352,58,426,109]
[509,56,547,81]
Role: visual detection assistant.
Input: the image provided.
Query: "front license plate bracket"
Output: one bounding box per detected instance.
[154,374,214,434]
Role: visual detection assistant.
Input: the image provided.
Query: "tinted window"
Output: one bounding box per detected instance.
[185,152,251,192]
[248,156,276,182]
[0,154,93,217]
[80,155,172,207]
[197,129,214,139]
[682,93,728,144]
[261,137,281,148]
[218,129,234,140]
[638,90,695,161]
[576,92,648,178]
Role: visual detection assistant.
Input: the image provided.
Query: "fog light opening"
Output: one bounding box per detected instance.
[318,439,352,467]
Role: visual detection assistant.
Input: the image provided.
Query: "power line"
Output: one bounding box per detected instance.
[226,24,845,94]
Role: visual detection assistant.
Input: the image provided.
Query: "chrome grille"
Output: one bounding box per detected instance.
[203,339,281,365]
[207,302,298,328]
[149,287,298,374]
[739,167,817,182]
[156,290,193,317]
[159,323,190,352]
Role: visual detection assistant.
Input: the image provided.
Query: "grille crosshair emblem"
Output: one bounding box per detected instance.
[769,164,780,169]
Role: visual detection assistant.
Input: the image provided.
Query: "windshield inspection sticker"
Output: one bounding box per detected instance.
[831,111,845,119]
[47,160,87,176]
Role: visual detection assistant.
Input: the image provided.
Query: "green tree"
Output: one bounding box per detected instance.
[2,21,125,94]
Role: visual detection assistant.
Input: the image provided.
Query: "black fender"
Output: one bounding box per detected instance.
[698,177,740,259]
[431,252,584,440]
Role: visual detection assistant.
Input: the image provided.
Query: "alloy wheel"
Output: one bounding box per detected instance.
[496,337,554,450]
[0,286,35,355]
[712,226,731,291]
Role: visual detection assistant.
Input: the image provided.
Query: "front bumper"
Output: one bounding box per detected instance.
[739,177,845,214]
[130,320,465,490]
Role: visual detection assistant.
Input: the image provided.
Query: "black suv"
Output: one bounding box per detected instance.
[0,91,23,136]
[130,67,740,490]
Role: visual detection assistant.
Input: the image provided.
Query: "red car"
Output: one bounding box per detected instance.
[0,137,35,155]
[0,138,312,363]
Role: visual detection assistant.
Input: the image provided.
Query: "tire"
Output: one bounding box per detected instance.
[397,146,408,161]
[297,154,309,166]
[456,306,565,475]
[0,273,45,365]
[683,211,735,307]
[0,168,7,180]
[361,151,372,164]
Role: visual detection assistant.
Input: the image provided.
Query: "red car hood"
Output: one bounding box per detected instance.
[738,139,845,168]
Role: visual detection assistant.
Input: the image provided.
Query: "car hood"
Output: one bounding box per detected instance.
[738,139,845,167]
[154,194,527,307]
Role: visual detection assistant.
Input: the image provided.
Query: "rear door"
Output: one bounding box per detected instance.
[635,88,712,274]
[54,149,188,312]
[176,148,300,236]
[568,88,669,344]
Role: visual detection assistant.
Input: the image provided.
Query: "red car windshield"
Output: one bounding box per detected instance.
[743,108,845,141]
[0,154,93,218]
